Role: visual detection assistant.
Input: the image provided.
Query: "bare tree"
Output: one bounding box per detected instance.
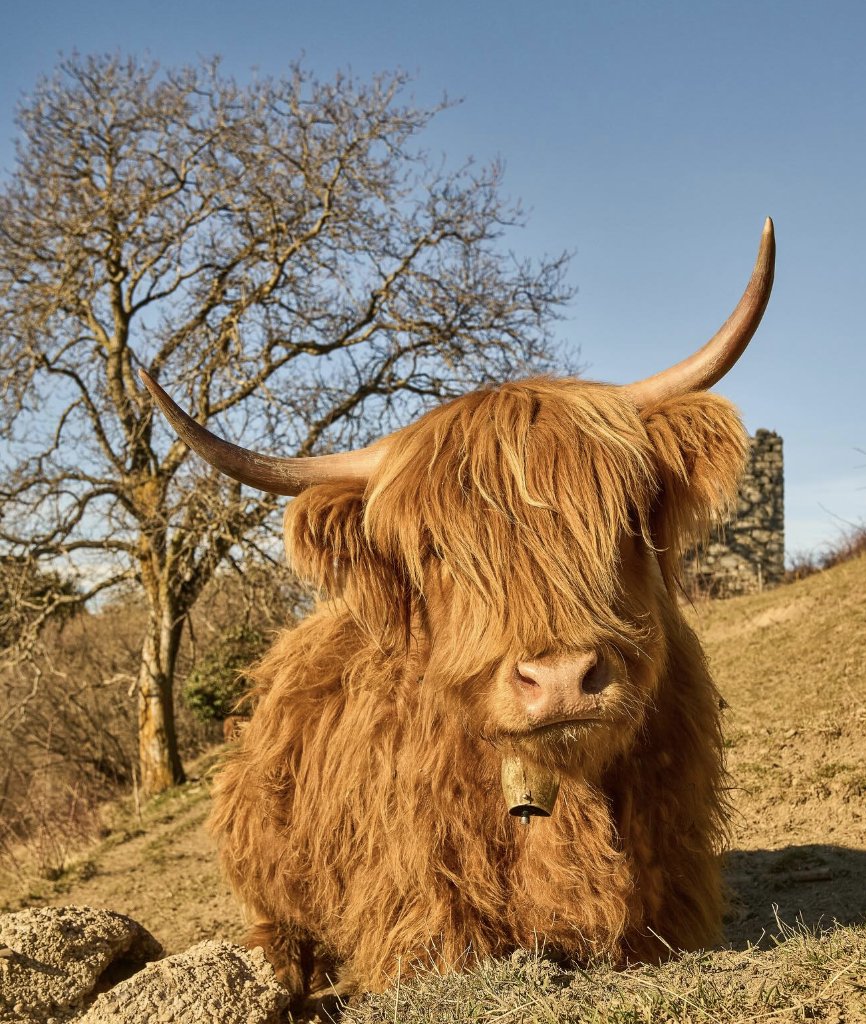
[0,54,572,796]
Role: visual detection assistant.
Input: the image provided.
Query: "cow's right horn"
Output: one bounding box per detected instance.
[624,218,775,408]
[139,370,385,495]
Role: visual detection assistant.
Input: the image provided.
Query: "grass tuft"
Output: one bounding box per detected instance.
[344,922,866,1024]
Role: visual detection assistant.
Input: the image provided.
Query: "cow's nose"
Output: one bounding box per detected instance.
[513,651,611,724]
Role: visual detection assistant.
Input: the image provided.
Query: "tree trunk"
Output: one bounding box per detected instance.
[137,607,186,796]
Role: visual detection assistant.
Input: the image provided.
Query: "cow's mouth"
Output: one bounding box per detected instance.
[529,716,605,733]
[500,717,606,742]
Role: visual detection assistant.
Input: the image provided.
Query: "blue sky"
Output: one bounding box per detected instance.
[1,0,864,558]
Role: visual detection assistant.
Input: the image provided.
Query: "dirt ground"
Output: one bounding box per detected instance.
[0,764,245,952]
[2,555,865,958]
[691,553,866,947]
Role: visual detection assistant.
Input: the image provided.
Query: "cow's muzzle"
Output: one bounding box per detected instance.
[513,650,611,728]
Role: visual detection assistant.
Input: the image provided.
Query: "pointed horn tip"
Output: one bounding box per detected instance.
[759,217,775,269]
[138,369,169,406]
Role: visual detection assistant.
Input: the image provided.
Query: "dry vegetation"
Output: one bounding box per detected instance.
[0,565,303,881]
[347,927,866,1023]
[689,543,866,948]
[785,523,866,582]
[1,550,865,1021]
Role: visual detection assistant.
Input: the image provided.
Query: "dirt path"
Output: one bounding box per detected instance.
[0,763,244,953]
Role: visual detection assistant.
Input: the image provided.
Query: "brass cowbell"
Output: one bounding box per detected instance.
[500,753,560,825]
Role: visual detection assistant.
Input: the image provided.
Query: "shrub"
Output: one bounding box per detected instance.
[182,626,266,723]
[785,523,866,583]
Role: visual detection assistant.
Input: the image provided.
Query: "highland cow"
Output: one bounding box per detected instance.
[141,220,775,1000]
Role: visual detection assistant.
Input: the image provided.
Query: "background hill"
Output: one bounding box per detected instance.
[1,553,864,1019]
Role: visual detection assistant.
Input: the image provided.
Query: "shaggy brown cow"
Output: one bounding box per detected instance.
[141,220,775,1000]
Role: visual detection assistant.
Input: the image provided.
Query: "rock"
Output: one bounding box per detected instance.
[78,941,289,1024]
[0,905,161,1023]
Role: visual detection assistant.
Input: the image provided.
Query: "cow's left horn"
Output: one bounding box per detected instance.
[139,370,385,495]
[624,218,775,408]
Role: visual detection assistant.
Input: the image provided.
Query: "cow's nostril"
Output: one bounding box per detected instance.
[514,664,540,688]
[581,661,611,695]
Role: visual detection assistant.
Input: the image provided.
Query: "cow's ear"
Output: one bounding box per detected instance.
[641,392,748,588]
[283,482,369,594]
[284,482,409,646]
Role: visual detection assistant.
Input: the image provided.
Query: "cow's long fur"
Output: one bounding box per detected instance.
[209,377,747,996]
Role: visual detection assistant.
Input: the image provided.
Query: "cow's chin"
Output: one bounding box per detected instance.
[502,716,636,779]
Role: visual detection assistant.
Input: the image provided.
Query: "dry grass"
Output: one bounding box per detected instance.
[687,546,866,730]
[344,923,866,1023]
[0,750,244,954]
[0,565,303,880]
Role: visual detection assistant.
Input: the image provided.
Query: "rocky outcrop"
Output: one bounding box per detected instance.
[0,907,288,1024]
[0,906,161,1023]
[78,941,288,1024]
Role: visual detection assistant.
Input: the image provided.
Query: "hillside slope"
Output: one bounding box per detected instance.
[1,554,865,1019]
[688,552,866,944]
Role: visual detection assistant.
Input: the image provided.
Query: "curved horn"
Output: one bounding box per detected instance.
[138,370,384,495]
[624,218,775,408]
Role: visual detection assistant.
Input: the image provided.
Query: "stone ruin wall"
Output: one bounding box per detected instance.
[683,429,784,597]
